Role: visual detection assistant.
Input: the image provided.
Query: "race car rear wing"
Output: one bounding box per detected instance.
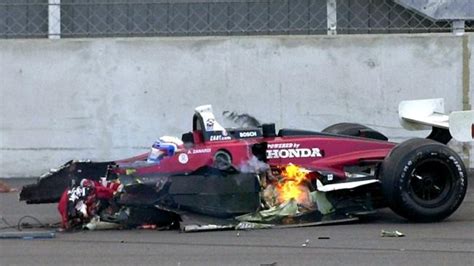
[399,98,474,143]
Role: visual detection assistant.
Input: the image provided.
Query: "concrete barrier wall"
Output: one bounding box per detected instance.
[0,33,472,177]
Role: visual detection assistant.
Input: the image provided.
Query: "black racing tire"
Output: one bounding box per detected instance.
[213,150,232,171]
[380,138,468,222]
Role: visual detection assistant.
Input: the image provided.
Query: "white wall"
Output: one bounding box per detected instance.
[0,33,472,177]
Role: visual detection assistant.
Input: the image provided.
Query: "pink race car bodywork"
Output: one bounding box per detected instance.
[20,104,468,227]
[117,132,394,179]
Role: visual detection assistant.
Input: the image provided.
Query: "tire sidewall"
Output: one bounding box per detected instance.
[397,148,466,218]
[382,139,468,222]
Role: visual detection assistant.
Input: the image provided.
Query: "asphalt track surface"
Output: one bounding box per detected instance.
[1,178,473,266]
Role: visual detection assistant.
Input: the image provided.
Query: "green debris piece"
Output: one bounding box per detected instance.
[236,199,299,223]
[125,169,136,175]
[310,191,334,215]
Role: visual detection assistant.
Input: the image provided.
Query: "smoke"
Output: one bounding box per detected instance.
[222,111,261,128]
[238,156,269,174]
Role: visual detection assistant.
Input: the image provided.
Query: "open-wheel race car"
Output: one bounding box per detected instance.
[20,99,472,231]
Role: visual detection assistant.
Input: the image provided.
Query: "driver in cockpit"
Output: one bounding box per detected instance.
[147,136,184,164]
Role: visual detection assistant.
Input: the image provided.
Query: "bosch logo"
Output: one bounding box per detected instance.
[239,131,257,138]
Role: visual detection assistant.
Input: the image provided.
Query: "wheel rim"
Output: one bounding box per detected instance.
[214,151,232,170]
[408,158,454,208]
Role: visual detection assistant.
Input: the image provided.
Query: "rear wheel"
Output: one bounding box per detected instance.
[322,123,387,141]
[322,123,368,135]
[380,138,467,222]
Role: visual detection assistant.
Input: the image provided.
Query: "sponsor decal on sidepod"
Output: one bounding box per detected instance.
[266,143,323,159]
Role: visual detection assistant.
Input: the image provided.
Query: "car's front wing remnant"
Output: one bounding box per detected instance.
[20,160,113,204]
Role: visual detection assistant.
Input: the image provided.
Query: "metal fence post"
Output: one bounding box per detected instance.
[452,20,465,36]
[327,0,337,35]
[48,0,61,39]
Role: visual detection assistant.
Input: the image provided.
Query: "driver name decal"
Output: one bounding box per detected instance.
[188,148,212,154]
[266,143,323,159]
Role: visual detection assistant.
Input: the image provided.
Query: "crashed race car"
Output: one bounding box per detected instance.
[20,99,472,231]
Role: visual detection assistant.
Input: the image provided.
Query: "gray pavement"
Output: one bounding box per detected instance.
[1,178,473,266]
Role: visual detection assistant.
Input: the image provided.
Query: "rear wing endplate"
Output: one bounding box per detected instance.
[399,98,474,142]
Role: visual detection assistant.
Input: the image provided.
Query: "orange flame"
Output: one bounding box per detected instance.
[276,164,310,204]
